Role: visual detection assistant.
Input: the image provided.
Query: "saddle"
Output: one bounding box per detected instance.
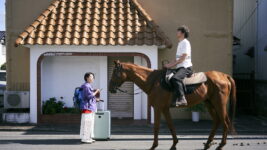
[160,69,207,94]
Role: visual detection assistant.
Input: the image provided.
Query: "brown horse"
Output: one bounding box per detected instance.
[109,60,236,150]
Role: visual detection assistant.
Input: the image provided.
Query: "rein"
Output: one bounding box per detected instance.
[115,87,143,95]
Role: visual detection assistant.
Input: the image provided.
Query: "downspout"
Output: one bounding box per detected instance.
[253,0,259,113]
[255,0,259,80]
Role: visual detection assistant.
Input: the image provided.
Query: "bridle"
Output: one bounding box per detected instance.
[110,65,143,95]
[116,87,143,95]
[110,60,170,95]
[110,79,143,95]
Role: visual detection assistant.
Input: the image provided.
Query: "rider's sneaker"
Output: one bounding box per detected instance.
[176,96,187,106]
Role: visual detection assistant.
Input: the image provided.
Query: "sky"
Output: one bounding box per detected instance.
[0,0,5,31]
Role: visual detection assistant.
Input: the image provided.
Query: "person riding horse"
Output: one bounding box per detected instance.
[164,25,193,107]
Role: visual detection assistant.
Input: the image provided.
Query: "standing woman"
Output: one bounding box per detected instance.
[80,72,100,143]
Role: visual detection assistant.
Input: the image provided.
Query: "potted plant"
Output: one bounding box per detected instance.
[187,102,206,122]
[40,97,81,124]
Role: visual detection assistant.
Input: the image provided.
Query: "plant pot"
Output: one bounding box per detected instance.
[40,114,81,124]
[192,111,200,122]
[2,113,30,123]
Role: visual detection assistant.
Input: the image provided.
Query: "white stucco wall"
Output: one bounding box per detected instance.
[28,45,158,123]
[134,56,148,120]
[41,56,107,107]
[0,45,6,66]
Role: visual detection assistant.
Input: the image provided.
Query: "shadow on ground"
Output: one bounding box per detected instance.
[0,115,266,136]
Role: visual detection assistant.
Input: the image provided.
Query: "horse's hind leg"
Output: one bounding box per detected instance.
[162,108,178,150]
[204,101,220,150]
[213,95,230,150]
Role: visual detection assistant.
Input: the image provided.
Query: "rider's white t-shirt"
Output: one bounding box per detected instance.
[176,38,193,68]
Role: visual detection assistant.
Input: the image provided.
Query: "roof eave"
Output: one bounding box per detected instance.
[131,0,172,49]
[14,0,172,49]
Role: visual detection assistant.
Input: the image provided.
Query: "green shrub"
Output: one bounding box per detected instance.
[42,97,80,114]
[0,62,6,70]
[42,97,65,114]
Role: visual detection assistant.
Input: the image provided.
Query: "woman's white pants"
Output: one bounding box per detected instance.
[80,113,95,141]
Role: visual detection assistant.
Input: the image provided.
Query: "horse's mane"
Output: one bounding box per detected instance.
[121,62,153,72]
[147,69,165,86]
[121,62,165,86]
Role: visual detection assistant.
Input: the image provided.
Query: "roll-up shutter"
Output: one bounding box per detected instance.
[108,56,134,118]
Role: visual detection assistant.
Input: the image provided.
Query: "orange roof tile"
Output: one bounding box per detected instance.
[15,0,172,48]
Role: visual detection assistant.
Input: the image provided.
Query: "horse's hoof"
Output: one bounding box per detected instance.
[215,142,226,150]
[149,144,158,150]
[215,145,224,150]
[204,141,216,150]
[204,144,211,150]
[169,139,178,150]
[174,139,179,144]
[170,146,177,150]
[203,143,211,149]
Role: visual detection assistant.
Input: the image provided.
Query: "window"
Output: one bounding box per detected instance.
[0,72,6,81]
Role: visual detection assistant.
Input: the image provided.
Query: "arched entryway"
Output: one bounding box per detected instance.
[36,52,152,124]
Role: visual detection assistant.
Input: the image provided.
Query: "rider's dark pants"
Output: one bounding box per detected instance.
[170,67,193,100]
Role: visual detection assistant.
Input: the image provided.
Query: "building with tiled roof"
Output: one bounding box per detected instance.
[15,0,172,48]
[6,0,233,124]
[13,0,173,124]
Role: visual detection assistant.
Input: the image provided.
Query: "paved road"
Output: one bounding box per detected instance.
[0,115,267,149]
[0,131,267,150]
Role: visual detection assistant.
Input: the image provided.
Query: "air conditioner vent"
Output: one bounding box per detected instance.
[7,94,21,106]
[4,91,30,108]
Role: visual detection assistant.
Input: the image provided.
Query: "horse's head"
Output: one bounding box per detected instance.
[109,60,128,93]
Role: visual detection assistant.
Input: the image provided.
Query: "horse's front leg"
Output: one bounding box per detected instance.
[162,108,178,150]
[150,107,161,150]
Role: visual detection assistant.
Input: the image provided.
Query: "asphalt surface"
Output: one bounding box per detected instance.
[0,131,267,150]
[0,115,267,150]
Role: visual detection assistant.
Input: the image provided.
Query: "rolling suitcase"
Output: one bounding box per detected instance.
[93,111,111,140]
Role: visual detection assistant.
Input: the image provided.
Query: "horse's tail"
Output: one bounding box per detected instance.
[227,75,237,134]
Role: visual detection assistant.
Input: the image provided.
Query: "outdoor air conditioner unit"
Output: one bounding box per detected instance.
[4,91,30,108]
